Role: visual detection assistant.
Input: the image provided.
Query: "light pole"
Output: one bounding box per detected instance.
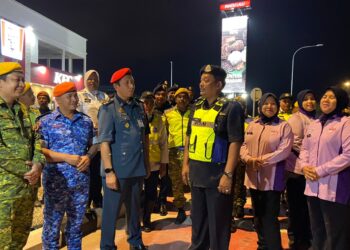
[290,43,323,96]
[170,61,173,87]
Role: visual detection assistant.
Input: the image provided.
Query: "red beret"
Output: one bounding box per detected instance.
[53,82,77,97]
[110,68,132,84]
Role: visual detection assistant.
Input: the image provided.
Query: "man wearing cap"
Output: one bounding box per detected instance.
[167,84,179,107]
[140,91,168,232]
[0,62,45,249]
[278,93,293,121]
[78,69,109,209]
[19,82,41,124]
[38,81,95,249]
[153,81,172,215]
[182,65,244,250]
[164,87,191,224]
[98,68,150,250]
[37,91,51,115]
[153,81,171,113]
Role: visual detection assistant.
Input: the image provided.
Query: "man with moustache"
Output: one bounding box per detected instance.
[78,69,109,209]
[0,62,45,249]
[37,91,51,115]
[98,68,150,250]
[182,65,244,250]
[38,82,95,249]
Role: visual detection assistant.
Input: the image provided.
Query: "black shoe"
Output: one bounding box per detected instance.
[142,221,153,233]
[159,204,168,216]
[174,209,186,224]
[130,244,148,250]
[231,218,237,233]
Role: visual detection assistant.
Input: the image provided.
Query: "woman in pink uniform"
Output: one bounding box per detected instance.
[300,86,350,250]
[285,89,316,249]
[241,93,293,250]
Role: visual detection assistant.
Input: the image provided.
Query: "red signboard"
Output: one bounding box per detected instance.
[31,63,84,90]
[220,0,251,11]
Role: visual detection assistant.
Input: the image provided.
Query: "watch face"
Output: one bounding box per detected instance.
[105,168,113,173]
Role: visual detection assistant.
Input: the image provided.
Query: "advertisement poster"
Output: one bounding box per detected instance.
[0,19,25,60]
[221,15,248,94]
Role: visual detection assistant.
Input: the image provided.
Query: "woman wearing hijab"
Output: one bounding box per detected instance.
[285,89,316,249]
[300,86,350,250]
[241,93,293,250]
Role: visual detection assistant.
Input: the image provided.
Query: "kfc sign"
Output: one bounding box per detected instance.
[31,63,84,90]
[54,72,74,84]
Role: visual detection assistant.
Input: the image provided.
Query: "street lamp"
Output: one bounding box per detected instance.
[290,43,324,96]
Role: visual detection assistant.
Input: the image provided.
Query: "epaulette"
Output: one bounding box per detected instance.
[103,99,114,106]
[35,111,52,123]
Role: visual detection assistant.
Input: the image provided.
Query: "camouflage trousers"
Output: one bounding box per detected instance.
[233,159,247,208]
[168,148,186,209]
[0,174,36,250]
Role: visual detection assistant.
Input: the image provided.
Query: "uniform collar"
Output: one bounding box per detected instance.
[53,108,82,121]
[115,94,137,108]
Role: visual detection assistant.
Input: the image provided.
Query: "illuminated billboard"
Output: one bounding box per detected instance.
[0,19,25,60]
[221,15,248,94]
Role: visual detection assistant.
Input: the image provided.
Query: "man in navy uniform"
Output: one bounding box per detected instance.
[98,68,150,250]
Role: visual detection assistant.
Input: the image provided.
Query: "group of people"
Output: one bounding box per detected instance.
[1,60,350,250]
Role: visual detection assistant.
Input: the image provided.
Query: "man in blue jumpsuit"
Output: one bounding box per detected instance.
[38,82,95,249]
[98,68,150,250]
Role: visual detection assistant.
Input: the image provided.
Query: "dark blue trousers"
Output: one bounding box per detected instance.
[100,177,144,250]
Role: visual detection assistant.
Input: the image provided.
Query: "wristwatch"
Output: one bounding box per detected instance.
[104,168,114,174]
[223,171,233,179]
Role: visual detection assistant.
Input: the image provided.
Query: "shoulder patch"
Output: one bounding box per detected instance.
[35,111,52,123]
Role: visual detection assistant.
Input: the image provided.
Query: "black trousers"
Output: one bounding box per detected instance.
[158,168,172,204]
[88,152,103,207]
[307,196,350,250]
[250,189,282,250]
[286,172,311,249]
[144,171,159,202]
[189,186,233,250]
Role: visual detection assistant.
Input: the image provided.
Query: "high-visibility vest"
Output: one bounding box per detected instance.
[148,113,163,163]
[189,98,228,163]
[164,107,190,148]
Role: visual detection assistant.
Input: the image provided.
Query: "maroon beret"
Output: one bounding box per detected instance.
[110,68,132,84]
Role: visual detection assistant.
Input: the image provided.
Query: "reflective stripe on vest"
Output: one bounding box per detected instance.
[164,107,190,148]
[189,98,228,163]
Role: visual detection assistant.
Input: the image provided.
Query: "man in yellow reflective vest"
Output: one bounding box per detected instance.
[164,87,191,224]
[182,65,244,250]
[278,92,293,121]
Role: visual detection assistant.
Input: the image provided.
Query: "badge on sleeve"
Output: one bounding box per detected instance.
[137,119,144,127]
[125,122,130,128]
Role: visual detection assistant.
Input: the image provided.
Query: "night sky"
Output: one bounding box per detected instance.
[16,0,350,102]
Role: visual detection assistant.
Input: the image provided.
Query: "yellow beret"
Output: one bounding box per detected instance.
[22,82,32,94]
[174,87,190,98]
[53,82,77,97]
[0,62,23,76]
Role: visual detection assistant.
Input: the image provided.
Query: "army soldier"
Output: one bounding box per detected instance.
[39,82,95,249]
[0,62,45,249]
[99,68,150,250]
[140,91,168,232]
[19,82,41,124]
[182,65,244,250]
[164,87,191,224]
[78,69,109,209]
[37,91,51,115]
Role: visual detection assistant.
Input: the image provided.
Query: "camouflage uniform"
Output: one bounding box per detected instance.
[0,97,45,249]
[168,148,186,208]
[38,109,93,250]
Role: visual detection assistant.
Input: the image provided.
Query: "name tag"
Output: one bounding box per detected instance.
[137,119,144,127]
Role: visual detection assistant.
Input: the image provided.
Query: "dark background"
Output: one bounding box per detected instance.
[16,0,350,101]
